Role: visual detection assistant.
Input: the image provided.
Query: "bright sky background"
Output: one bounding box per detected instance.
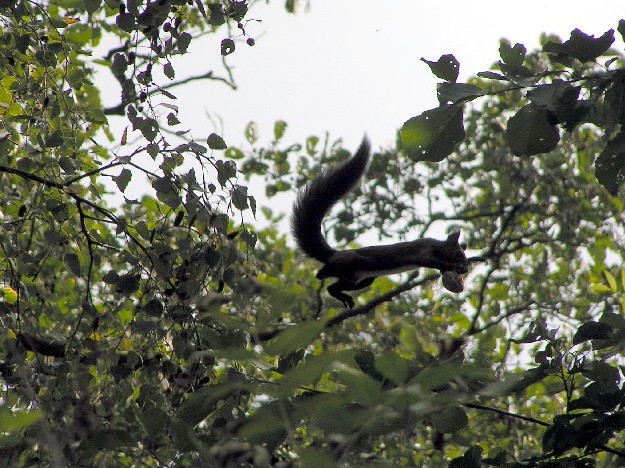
[97,0,624,239]
[142,0,625,151]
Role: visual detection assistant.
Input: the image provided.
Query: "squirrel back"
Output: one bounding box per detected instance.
[291,137,371,263]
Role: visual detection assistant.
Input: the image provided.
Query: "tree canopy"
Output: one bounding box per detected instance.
[1,0,625,466]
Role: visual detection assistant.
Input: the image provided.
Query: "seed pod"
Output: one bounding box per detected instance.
[442,270,464,293]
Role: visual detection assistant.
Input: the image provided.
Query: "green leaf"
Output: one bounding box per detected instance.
[221,38,235,56]
[265,320,325,355]
[64,253,81,276]
[477,70,506,80]
[414,364,491,391]
[207,132,227,150]
[300,447,337,468]
[114,168,132,192]
[116,13,135,33]
[400,105,465,162]
[152,176,174,195]
[169,418,195,452]
[147,143,159,158]
[505,104,559,156]
[88,428,131,449]
[542,418,578,455]
[421,54,459,82]
[176,383,244,426]
[15,34,30,54]
[277,349,305,373]
[84,0,100,14]
[177,32,192,53]
[581,361,620,386]
[334,364,382,406]
[207,4,225,26]
[225,147,244,159]
[604,270,618,291]
[279,352,352,390]
[245,121,258,143]
[450,445,483,468]
[526,81,587,131]
[143,298,164,317]
[592,283,613,293]
[115,274,140,295]
[44,131,64,148]
[573,321,613,345]
[86,109,108,125]
[136,117,158,141]
[274,120,287,141]
[139,405,169,440]
[163,62,175,79]
[437,82,483,104]
[216,160,237,186]
[595,130,625,195]
[543,28,614,63]
[231,184,248,210]
[167,113,180,126]
[0,408,42,432]
[430,406,468,433]
[526,81,577,109]
[240,230,257,248]
[285,0,296,13]
[111,53,128,77]
[374,350,408,385]
[499,40,526,68]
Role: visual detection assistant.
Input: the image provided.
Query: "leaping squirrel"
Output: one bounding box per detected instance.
[291,137,468,308]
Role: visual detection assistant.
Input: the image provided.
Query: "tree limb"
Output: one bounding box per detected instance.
[252,271,441,343]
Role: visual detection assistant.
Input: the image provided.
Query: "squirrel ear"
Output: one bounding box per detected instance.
[447,231,461,243]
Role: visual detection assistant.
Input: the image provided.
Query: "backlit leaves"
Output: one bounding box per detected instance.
[207,132,227,150]
[595,130,625,195]
[505,104,560,156]
[543,28,614,63]
[400,105,465,161]
[421,54,459,82]
[416,24,625,192]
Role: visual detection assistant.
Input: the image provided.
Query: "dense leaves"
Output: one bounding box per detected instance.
[413,26,625,194]
[1,1,625,466]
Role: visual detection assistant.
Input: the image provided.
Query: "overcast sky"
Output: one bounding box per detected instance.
[146,0,625,151]
[96,0,624,237]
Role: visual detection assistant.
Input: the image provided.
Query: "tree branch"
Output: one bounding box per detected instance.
[103,69,237,115]
[465,402,625,459]
[252,271,441,342]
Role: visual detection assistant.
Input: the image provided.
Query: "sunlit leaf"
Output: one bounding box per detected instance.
[265,320,325,355]
[400,105,465,161]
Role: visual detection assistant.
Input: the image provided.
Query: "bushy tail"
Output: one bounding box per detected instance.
[291,137,371,263]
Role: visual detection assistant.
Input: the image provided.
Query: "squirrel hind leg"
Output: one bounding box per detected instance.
[327,281,356,308]
[326,277,375,308]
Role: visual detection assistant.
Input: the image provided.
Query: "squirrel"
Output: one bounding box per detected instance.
[291,136,469,308]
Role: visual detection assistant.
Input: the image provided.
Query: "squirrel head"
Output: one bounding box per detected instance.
[442,231,469,274]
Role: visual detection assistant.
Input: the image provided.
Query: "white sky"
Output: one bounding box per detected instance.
[97,0,624,238]
[146,0,625,151]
